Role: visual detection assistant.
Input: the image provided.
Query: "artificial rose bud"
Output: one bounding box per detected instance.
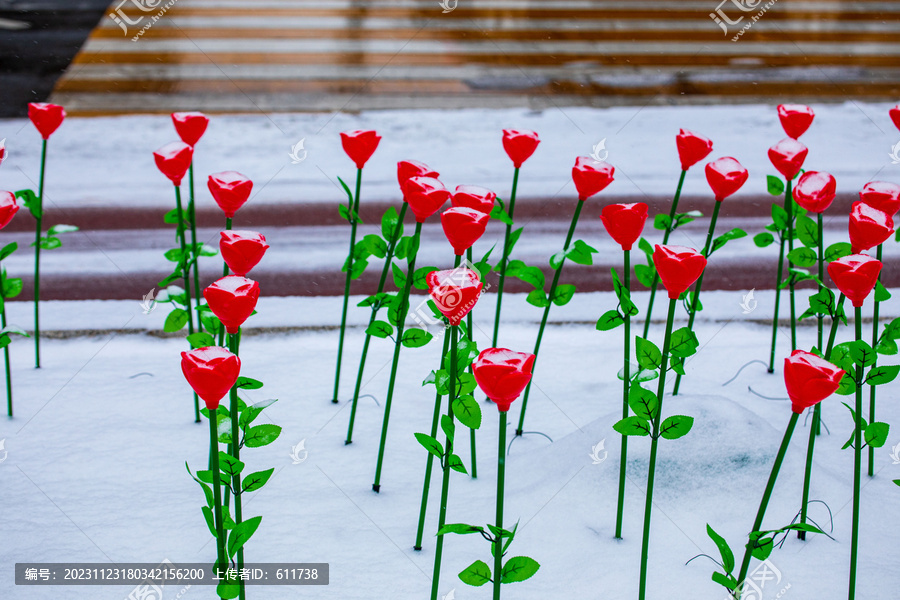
[171,112,209,147]
[220,230,269,276]
[705,156,748,201]
[792,171,836,214]
[153,141,193,186]
[859,181,900,216]
[208,171,253,218]
[783,350,844,415]
[397,160,439,187]
[653,245,707,300]
[472,347,535,413]
[452,185,496,214]
[572,156,615,201]
[676,129,714,171]
[848,201,895,254]
[203,276,260,334]
[767,138,808,180]
[600,202,648,251]
[341,129,381,169]
[890,105,900,132]
[777,104,815,139]
[0,191,19,230]
[502,129,540,168]
[181,346,241,411]
[0,138,7,166]
[441,207,490,256]
[426,267,483,326]
[827,253,883,308]
[28,103,66,140]
[402,176,450,223]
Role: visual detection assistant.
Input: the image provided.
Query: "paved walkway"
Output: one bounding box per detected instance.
[51,0,900,114]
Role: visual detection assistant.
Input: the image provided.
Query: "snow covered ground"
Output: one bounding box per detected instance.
[1,289,898,599]
[1,102,900,209]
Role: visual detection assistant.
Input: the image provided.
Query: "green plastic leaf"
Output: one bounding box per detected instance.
[366,320,394,339]
[2,277,22,300]
[753,232,775,248]
[382,206,402,241]
[413,266,438,291]
[459,560,492,586]
[628,385,659,421]
[611,268,637,316]
[875,280,892,303]
[15,189,41,219]
[712,571,738,591]
[244,424,282,448]
[634,263,655,288]
[866,365,900,386]
[163,308,189,332]
[836,372,856,396]
[596,309,624,331]
[512,264,545,290]
[0,242,17,261]
[849,340,877,367]
[415,433,444,459]
[668,327,699,358]
[391,262,407,289]
[501,556,540,583]
[659,415,694,440]
[236,376,264,390]
[457,374,478,395]
[566,239,598,266]
[767,175,785,196]
[654,214,672,231]
[749,532,774,561]
[613,416,651,437]
[218,452,245,477]
[186,332,215,349]
[401,328,432,348]
[550,283,576,306]
[795,215,818,249]
[711,228,747,255]
[525,289,550,308]
[865,422,890,448]
[706,524,735,574]
[771,204,789,231]
[490,203,514,226]
[824,242,852,263]
[438,523,485,535]
[635,337,662,370]
[787,247,817,268]
[239,398,278,429]
[227,515,262,558]
[453,395,482,430]
[448,454,468,474]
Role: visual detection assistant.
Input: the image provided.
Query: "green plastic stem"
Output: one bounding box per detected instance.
[491,167,520,348]
[1,257,11,417]
[516,199,585,435]
[208,409,228,576]
[218,217,233,349]
[735,412,800,599]
[493,409,507,600]
[868,243,883,478]
[643,169,686,339]
[333,168,363,404]
[372,222,423,492]
[467,246,477,479]
[227,332,245,600]
[615,249,631,539]
[175,186,200,421]
[767,233,787,373]
[849,307,863,600]
[346,202,409,444]
[672,199,722,395]
[785,180,797,351]
[430,324,459,600]
[33,139,46,368]
[187,163,204,335]
[637,298,677,600]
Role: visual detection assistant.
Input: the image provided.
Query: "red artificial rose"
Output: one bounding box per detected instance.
[203,276,260,334]
[28,103,66,140]
[777,104,815,139]
[792,171,836,214]
[600,202,648,251]
[397,160,439,187]
[653,245,707,300]
[452,185,496,214]
[848,201,894,254]
[208,171,253,218]
[783,350,844,414]
[705,156,748,201]
[402,176,450,223]
[0,192,19,230]
[426,267,483,326]
[676,129,714,171]
[472,348,536,413]
[0,138,7,166]
[767,138,808,180]
[220,230,269,276]
[340,130,381,169]
[890,105,900,132]
[153,141,193,186]
[181,346,241,410]
[502,129,540,168]
[828,253,883,309]
[441,207,490,256]
[572,156,615,201]
[171,112,209,147]
[859,181,900,216]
